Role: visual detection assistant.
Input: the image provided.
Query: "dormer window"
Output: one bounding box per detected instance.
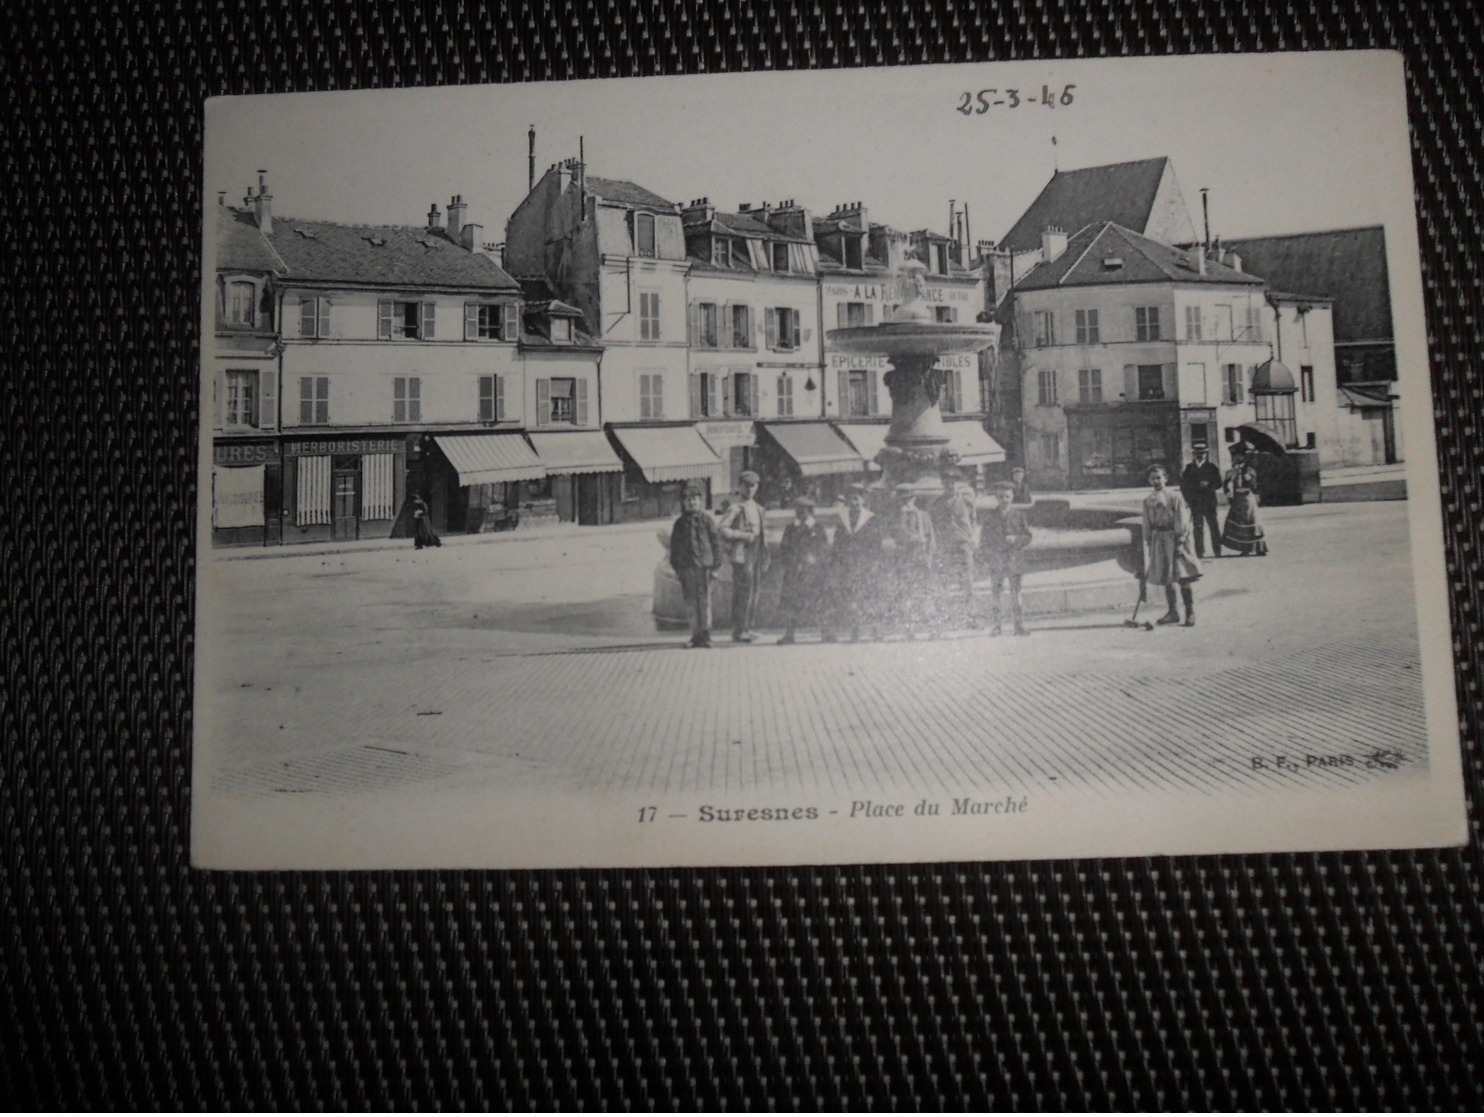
[635,212,656,257]
[1101,257,1124,271]
[772,242,790,272]
[713,239,732,268]
[550,317,572,343]
[225,280,257,325]
[844,237,863,270]
[933,243,949,274]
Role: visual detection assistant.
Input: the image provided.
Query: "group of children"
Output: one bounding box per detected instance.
[669,470,1036,647]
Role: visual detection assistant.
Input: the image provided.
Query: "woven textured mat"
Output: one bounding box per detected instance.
[3,1,1481,1109]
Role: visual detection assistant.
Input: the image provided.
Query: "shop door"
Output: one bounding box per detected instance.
[576,475,601,525]
[332,471,358,540]
[264,464,283,546]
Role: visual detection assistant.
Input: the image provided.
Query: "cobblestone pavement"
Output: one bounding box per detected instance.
[200,501,1432,809]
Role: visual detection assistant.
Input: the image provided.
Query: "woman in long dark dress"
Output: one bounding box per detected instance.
[1221,447,1267,556]
[412,494,441,549]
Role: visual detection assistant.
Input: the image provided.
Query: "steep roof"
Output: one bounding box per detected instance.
[1001,157,1178,254]
[1223,227,1392,343]
[584,175,676,211]
[711,211,808,242]
[263,217,520,290]
[1015,222,1263,291]
[215,206,284,273]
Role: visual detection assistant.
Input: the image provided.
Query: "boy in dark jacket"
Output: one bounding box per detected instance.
[776,496,830,644]
[982,478,1034,635]
[668,483,723,648]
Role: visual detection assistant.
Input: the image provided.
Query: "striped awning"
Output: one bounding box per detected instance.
[943,421,1007,466]
[761,422,866,476]
[608,426,724,484]
[434,434,546,485]
[528,430,624,475]
[834,423,891,470]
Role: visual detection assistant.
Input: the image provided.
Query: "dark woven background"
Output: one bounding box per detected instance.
[3,0,1480,1109]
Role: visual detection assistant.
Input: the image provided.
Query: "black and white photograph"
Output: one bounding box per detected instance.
[193,50,1466,869]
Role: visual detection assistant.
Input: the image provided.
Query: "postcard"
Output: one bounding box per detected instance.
[193,50,1466,868]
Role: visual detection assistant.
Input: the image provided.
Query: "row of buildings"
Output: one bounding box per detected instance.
[209,157,1402,546]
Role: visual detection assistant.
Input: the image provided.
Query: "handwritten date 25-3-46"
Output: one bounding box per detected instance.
[957,84,1076,114]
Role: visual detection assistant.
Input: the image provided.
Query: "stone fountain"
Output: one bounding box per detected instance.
[827,257,1000,487]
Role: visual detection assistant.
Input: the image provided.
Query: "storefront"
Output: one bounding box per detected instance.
[753,421,867,507]
[607,424,726,521]
[942,420,1007,484]
[276,436,406,545]
[430,433,548,533]
[1064,403,1181,489]
[211,440,281,547]
[834,421,891,477]
[695,419,758,497]
[528,430,624,526]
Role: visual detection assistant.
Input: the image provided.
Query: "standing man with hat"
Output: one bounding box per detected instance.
[981,478,1034,636]
[893,480,938,639]
[1180,444,1223,558]
[718,469,769,643]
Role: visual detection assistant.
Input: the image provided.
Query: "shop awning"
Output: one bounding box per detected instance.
[944,421,1007,466]
[434,434,546,485]
[761,422,866,476]
[528,430,624,475]
[834,423,891,470]
[608,426,724,484]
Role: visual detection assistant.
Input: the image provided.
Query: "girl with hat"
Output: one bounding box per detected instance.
[1221,444,1269,557]
[1143,463,1202,626]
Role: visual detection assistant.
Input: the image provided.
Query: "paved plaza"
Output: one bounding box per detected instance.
[199,499,1432,820]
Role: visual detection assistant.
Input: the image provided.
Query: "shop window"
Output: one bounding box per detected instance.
[635,212,655,257]
[935,306,958,324]
[378,300,434,340]
[224,370,259,428]
[766,307,802,351]
[639,291,661,341]
[465,302,518,341]
[1037,369,1058,407]
[640,373,665,419]
[298,296,330,339]
[838,302,873,328]
[393,377,422,423]
[299,376,329,425]
[478,375,504,423]
[1135,306,1161,341]
[1137,365,1165,401]
[1075,308,1100,344]
[776,375,794,418]
[1078,368,1103,405]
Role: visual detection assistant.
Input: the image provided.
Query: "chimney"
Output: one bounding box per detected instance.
[1041,225,1067,264]
[447,194,467,237]
[1228,252,1242,273]
[461,222,483,251]
[253,170,273,234]
[427,203,443,231]
[737,202,751,213]
[769,199,813,242]
[681,197,715,224]
[556,159,574,193]
[1191,245,1207,275]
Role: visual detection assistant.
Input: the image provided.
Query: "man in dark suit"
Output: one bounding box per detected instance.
[1180,445,1223,558]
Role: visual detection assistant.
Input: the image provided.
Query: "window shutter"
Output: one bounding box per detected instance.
[317,298,330,339]
[750,373,760,416]
[765,308,779,350]
[576,378,589,426]
[495,375,505,421]
[478,376,493,422]
[689,373,702,418]
[299,376,312,425]
[410,377,421,422]
[837,304,848,329]
[868,372,880,416]
[300,298,315,339]
[864,304,874,326]
[536,378,551,426]
[258,370,276,430]
[1123,364,1137,400]
[465,303,478,340]
[213,371,223,428]
[791,314,802,349]
[688,303,699,347]
[722,374,733,417]
[421,302,436,340]
[393,377,405,423]
[316,376,330,424]
[837,370,848,416]
[377,300,393,340]
[707,374,719,418]
[504,302,520,341]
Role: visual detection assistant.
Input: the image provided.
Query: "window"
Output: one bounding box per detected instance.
[693,302,720,348]
[640,373,665,419]
[1037,369,1058,406]
[378,300,434,340]
[941,370,962,413]
[1034,310,1056,347]
[935,306,958,324]
[537,378,588,426]
[465,302,519,341]
[932,243,949,274]
[839,302,874,328]
[1244,305,1263,341]
[1301,365,1315,403]
[635,212,655,257]
[732,373,756,417]
[639,291,661,341]
[844,237,863,270]
[1215,304,1234,340]
[478,375,504,422]
[393,377,422,423]
[767,307,802,351]
[225,280,256,325]
[1185,305,1203,340]
[1137,365,1165,401]
[299,296,330,339]
[843,370,877,417]
[1039,432,1061,467]
[713,239,732,268]
[224,370,258,427]
[1075,308,1100,344]
[1135,306,1161,341]
[1224,363,1244,404]
[776,374,795,418]
[550,317,572,343]
[1078,368,1103,404]
[771,242,790,272]
[549,378,575,423]
[730,305,752,349]
[299,376,329,425]
[690,372,720,418]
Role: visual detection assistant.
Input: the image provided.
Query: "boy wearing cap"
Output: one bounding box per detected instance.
[668,484,723,648]
[894,481,938,639]
[718,470,769,643]
[982,479,1034,636]
[829,484,884,642]
[776,496,829,644]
